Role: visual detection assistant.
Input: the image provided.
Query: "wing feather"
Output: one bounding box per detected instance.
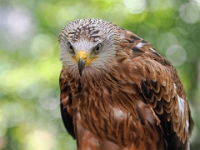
[118,28,193,149]
[59,69,75,138]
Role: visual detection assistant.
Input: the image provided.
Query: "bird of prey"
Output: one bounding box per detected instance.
[58,19,193,150]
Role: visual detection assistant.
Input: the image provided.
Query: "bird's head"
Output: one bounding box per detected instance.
[59,19,120,76]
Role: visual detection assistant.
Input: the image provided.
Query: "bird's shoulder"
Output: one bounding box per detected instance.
[118,28,172,66]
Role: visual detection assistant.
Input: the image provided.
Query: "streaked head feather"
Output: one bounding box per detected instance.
[59,18,121,75]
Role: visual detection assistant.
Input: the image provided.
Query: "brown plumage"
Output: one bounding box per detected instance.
[58,19,193,150]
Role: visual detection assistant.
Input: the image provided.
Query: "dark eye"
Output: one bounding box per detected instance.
[94,43,102,54]
[68,42,74,53]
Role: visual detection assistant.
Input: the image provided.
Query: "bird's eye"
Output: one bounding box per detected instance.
[94,43,102,54]
[68,42,74,53]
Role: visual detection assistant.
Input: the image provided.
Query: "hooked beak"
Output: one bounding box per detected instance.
[78,58,85,76]
[76,50,87,76]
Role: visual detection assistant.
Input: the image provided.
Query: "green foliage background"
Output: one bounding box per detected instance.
[0,0,200,149]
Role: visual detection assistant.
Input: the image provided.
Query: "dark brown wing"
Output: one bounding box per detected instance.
[59,69,75,138]
[118,28,194,149]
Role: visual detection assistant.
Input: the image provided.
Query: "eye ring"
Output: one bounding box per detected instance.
[94,43,102,54]
[68,42,74,53]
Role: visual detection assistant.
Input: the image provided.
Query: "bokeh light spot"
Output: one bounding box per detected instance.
[25,130,55,150]
[166,44,187,66]
[7,9,31,37]
[123,0,146,14]
[31,34,54,58]
[1,103,25,127]
[179,3,200,24]
[38,88,59,110]
[17,83,41,100]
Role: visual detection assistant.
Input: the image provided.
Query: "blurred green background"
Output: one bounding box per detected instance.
[0,0,199,149]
